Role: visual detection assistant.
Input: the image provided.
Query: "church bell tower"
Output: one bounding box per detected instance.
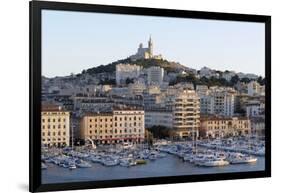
[148,35,153,58]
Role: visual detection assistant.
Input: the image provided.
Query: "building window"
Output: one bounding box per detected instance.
[53,119,55,122]
[42,119,45,123]
[53,125,55,129]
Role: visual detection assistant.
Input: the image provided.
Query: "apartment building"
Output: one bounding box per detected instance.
[80,109,145,144]
[41,104,70,147]
[200,116,251,138]
[172,90,200,138]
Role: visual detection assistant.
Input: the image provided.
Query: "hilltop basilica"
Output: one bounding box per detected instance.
[130,36,163,61]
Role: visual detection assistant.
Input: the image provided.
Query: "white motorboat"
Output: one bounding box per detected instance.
[190,154,209,163]
[122,142,134,149]
[228,153,257,164]
[197,157,229,167]
[41,162,47,170]
[76,160,92,168]
[102,158,119,166]
[69,163,77,170]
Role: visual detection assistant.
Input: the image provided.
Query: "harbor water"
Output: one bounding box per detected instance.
[42,154,265,184]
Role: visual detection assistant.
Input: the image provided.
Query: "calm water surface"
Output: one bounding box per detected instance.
[42,155,265,184]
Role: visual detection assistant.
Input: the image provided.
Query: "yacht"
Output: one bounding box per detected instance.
[69,163,77,170]
[102,158,119,166]
[197,156,229,167]
[76,160,92,168]
[41,162,47,170]
[228,153,257,164]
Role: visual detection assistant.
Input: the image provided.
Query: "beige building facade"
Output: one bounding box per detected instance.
[41,105,70,147]
[172,90,200,138]
[200,116,251,138]
[80,109,145,144]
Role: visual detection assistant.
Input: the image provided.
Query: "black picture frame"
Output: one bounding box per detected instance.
[29,1,271,192]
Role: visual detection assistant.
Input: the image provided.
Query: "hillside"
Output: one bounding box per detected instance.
[83,58,188,75]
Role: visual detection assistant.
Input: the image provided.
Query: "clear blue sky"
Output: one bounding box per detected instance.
[42,10,265,78]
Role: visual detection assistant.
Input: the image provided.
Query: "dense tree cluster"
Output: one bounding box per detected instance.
[146,125,177,139]
[169,74,265,88]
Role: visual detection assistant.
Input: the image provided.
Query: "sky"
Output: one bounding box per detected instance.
[42,10,265,78]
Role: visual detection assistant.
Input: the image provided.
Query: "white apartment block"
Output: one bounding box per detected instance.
[246,101,265,118]
[147,66,164,85]
[247,81,265,96]
[199,87,235,117]
[211,88,235,117]
[199,95,215,115]
[116,63,142,85]
[196,85,209,96]
[143,90,200,139]
[222,71,236,81]
[199,67,219,78]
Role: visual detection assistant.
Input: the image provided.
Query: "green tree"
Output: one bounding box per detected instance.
[230,75,239,85]
[125,78,134,84]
